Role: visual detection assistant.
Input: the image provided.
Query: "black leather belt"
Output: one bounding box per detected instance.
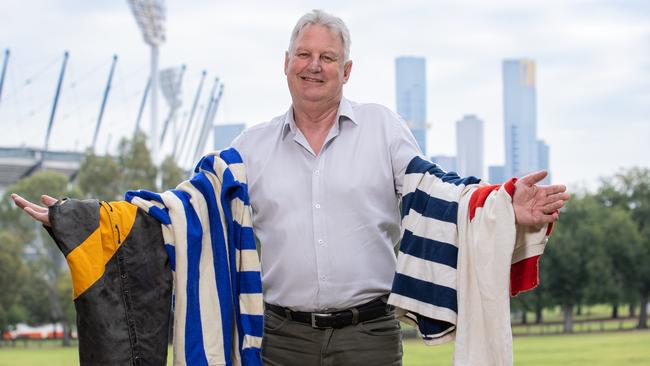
[265,297,392,329]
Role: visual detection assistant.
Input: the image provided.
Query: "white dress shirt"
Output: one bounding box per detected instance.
[231,97,422,311]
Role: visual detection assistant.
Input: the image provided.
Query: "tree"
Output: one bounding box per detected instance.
[544,194,595,332]
[117,132,157,193]
[0,231,28,336]
[160,155,185,191]
[76,149,122,200]
[2,171,81,346]
[583,207,640,318]
[598,168,650,328]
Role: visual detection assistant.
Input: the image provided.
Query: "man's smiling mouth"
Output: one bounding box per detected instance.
[300,76,324,83]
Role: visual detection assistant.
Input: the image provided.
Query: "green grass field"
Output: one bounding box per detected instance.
[1,331,648,365]
[403,330,650,366]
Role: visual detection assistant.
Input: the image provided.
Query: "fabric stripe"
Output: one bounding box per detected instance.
[191,172,233,364]
[403,173,465,202]
[391,273,458,312]
[239,272,263,294]
[389,293,457,326]
[236,250,261,272]
[395,252,456,290]
[173,189,209,366]
[401,210,458,246]
[468,184,501,221]
[238,294,264,315]
[240,315,263,338]
[510,255,541,296]
[399,230,458,269]
[402,189,459,223]
[405,156,481,186]
[165,244,176,271]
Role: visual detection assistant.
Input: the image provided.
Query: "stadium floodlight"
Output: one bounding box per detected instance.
[158,65,185,145]
[127,0,166,161]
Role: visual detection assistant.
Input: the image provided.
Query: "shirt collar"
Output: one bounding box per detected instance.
[282,97,358,138]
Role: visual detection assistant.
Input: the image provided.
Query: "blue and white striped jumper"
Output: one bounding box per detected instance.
[126,148,263,366]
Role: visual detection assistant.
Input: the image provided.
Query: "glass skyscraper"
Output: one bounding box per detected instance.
[395,56,427,154]
[503,59,538,178]
[213,123,245,150]
[502,59,550,183]
[456,114,484,178]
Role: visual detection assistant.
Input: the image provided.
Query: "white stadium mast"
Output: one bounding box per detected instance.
[127,0,166,162]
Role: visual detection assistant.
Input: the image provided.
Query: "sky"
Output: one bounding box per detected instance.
[0,0,648,190]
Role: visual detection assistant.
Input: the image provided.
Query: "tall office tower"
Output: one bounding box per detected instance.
[395,56,427,154]
[456,114,484,178]
[488,165,506,184]
[431,155,457,173]
[502,59,539,179]
[537,139,550,184]
[213,123,245,150]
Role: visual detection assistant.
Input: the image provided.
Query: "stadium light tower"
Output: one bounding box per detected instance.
[127,0,166,161]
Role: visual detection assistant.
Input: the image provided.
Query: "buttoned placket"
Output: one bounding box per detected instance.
[312,149,329,309]
[289,113,345,311]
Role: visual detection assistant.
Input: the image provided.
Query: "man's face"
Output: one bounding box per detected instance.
[284,24,352,105]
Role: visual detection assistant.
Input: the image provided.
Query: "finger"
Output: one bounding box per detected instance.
[41,195,58,206]
[543,200,565,213]
[11,194,48,213]
[518,171,548,186]
[536,212,560,224]
[24,206,50,226]
[540,184,567,196]
[543,191,571,205]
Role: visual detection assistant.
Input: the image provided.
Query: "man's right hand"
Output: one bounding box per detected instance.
[11,193,57,227]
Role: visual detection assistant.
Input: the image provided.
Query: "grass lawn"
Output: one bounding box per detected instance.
[402,330,650,366]
[1,330,648,365]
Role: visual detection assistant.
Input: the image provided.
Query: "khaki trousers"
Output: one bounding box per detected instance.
[261,308,403,366]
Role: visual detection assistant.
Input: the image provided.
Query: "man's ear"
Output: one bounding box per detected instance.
[342,60,353,83]
[284,51,289,75]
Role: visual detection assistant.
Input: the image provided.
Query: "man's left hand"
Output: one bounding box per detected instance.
[512,171,570,226]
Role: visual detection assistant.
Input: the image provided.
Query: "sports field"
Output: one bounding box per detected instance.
[0,330,648,365]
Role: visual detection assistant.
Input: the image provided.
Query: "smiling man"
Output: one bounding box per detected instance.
[230,10,419,365]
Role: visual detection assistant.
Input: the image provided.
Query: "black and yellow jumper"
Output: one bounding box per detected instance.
[47,198,172,366]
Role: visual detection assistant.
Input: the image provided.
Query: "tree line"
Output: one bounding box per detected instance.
[512,167,650,332]
[0,133,184,345]
[1,137,648,343]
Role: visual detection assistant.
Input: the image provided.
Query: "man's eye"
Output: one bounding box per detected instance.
[322,56,334,62]
[298,53,309,58]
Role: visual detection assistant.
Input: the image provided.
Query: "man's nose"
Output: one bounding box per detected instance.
[308,57,322,72]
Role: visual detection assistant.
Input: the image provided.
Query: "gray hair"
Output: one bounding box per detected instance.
[288,9,351,61]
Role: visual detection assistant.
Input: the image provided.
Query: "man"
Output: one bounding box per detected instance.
[13,9,569,366]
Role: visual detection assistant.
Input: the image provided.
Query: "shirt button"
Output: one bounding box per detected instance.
[320,275,326,280]
[317,239,324,245]
[315,203,321,209]
[314,170,320,175]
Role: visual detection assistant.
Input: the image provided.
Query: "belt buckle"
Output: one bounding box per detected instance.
[310,312,333,329]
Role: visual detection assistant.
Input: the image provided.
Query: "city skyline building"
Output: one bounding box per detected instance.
[488,165,506,184]
[456,114,484,178]
[213,123,245,151]
[395,56,427,154]
[502,59,550,183]
[431,155,457,173]
[537,139,550,183]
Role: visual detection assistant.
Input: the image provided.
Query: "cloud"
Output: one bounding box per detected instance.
[0,1,648,186]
